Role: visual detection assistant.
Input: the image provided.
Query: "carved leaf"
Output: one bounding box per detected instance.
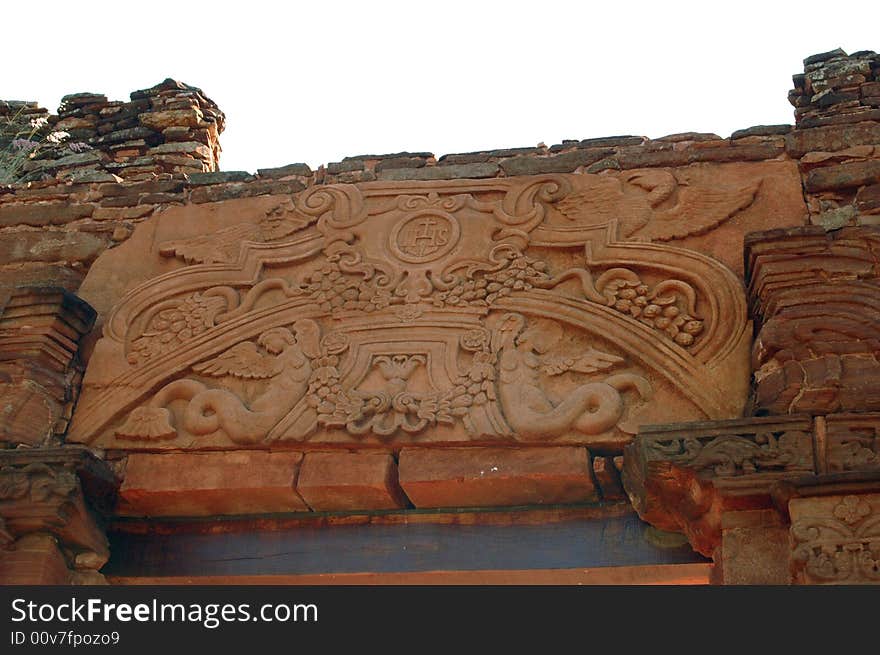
[541,349,624,376]
[115,406,177,441]
[192,341,283,379]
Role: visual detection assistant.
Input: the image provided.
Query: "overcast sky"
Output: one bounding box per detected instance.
[4,1,878,173]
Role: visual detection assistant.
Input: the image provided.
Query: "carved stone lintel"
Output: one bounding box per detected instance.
[0,446,117,584]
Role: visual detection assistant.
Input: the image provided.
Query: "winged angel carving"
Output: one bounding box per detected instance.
[116,319,346,443]
[493,313,651,438]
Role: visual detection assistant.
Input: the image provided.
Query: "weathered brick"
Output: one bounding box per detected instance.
[0,202,94,227]
[189,179,305,203]
[731,125,792,139]
[806,160,880,192]
[256,163,312,178]
[785,122,880,158]
[499,148,614,176]
[374,157,428,171]
[0,230,108,264]
[377,163,499,181]
[186,171,254,185]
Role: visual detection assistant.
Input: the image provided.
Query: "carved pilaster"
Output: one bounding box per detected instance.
[0,447,117,584]
[0,286,96,445]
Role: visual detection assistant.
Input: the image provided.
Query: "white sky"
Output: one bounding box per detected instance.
[4,1,878,173]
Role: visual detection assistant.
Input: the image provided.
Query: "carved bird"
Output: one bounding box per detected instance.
[554,170,761,241]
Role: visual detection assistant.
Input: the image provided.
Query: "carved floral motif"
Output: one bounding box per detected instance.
[791,494,880,584]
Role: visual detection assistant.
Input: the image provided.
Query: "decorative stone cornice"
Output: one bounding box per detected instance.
[623,415,815,556]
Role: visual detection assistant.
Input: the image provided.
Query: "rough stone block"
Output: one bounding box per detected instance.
[0,202,94,227]
[296,451,408,511]
[398,447,597,508]
[0,230,108,265]
[719,510,791,584]
[377,162,499,180]
[256,163,312,179]
[118,451,308,516]
[785,121,880,158]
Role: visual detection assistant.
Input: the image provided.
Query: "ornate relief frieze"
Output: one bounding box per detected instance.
[70,173,754,450]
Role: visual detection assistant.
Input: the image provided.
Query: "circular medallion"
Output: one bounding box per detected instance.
[389,211,461,264]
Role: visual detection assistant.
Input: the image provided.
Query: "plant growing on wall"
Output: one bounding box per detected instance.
[0,104,88,184]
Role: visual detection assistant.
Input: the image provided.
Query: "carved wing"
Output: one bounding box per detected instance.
[160,223,258,264]
[192,341,282,379]
[554,184,629,224]
[541,349,624,376]
[634,181,761,241]
[260,202,316,240]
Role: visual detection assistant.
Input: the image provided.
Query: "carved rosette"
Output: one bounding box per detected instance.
[69,174,752,451]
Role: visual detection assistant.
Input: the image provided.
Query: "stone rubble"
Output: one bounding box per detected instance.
[787,49,880,228]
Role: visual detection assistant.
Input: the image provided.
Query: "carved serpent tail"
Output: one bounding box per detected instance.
[603,373,653,401]
[183,389,278,443]
[149,379,207,408]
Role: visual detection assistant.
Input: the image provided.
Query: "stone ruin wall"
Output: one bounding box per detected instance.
[1,47,880,584]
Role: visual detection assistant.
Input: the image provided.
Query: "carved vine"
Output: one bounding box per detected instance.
[645,430,814,477]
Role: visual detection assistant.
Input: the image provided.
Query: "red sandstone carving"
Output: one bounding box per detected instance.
[69,174,751,450]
